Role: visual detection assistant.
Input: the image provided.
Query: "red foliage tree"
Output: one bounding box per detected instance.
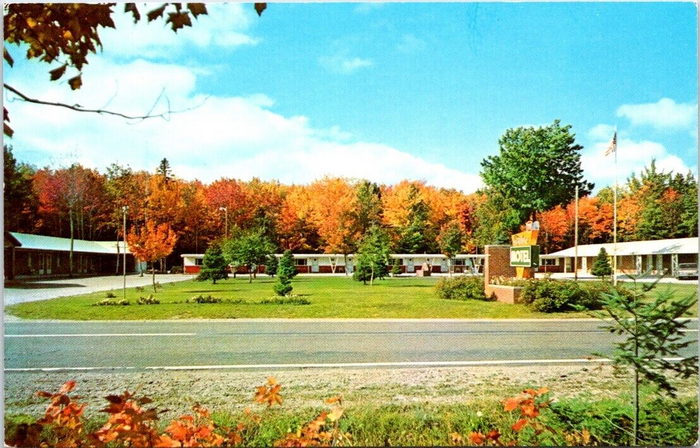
[126,220,178,292]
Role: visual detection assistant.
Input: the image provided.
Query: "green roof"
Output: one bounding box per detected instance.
[9,232,130,255]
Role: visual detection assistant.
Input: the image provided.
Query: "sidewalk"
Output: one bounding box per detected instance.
[3,274,196,306]
[536,272,696,284]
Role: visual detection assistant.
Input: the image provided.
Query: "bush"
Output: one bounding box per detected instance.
[170,266,183,274]
[135,286,145,292]
[259,297,310,305]
[104,291,116,298]
[273,281,293,296]
[435,276,489,301]
[520,279,633,312]
[136,295,160,305]
[94,299,129,306]
[186,295,222,304]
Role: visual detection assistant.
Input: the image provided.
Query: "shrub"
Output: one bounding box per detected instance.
[520,279,633,312]
[135,286,145,292]
[136,295,160,305]
[104,291,116,298]
[259,297,310,305]
[435,276,489,301]
[273,281,293,296]
[170,265,183,274]
[186,295,222,304]
[489,276,529,287]
[94,299,129,306]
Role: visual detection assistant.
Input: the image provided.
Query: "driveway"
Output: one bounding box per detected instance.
[3,274,196,306]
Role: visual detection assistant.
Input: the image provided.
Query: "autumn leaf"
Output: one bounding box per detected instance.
[187,3,207,18]
[167,12,192,31]
[4,48,14,67]
[511,418,528,432]
[254,3,267,16]
[325,396,343,405]
[521,403,539,418]
[147,4,167,22]
[59,380,77,394]
[68,74,82,90]
[124,3,141,22]
[503,397,521,412]
[468,431,486,445]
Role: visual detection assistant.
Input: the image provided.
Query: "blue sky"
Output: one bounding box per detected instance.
[5,2,698,192]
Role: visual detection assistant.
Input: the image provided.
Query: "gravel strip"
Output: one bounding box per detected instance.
[6,364,695,422]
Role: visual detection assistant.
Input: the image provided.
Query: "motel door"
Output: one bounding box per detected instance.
[440,258,448,273]
[311,258,319,273]
[407,259,414,273]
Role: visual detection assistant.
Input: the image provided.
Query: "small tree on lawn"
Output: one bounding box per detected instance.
[592,275,697,446]
[274,250,295,296]
[196,245,228,284]
[223,229,275,284]
[126,220,177,292]
[591,247,613,281]
[265,254,278,277]
[353,225,390,286]
[278,250,298,279]
[437,221,464,277]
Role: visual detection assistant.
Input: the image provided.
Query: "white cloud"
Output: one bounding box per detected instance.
[8,57,481,193]
[319,52,373,74]
[354,3,385,14]
[616,98,697,131]
[99,3,259,59]
[397,34,427,54]
[587,123,616,141]
[582,125,695,189]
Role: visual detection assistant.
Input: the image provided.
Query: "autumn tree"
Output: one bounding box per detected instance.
[480,120,593,223]
[126,220,178,292]
[437,221,464,276]
[308,177,358,272]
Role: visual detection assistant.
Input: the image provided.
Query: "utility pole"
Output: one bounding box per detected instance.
[122,206,128,300]
[219,207,229,239]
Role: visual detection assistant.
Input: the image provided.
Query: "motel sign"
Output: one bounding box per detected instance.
[510,245,540,268]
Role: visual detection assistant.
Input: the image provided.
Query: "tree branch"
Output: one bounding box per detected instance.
[4,83,206,122]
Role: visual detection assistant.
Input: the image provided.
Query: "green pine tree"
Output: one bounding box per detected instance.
[196,246,228,284]
[273,250,296,296]
[591,247,612,280]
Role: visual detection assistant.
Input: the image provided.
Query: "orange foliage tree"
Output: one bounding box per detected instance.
[126,220,178,292]
[307,178,358,271]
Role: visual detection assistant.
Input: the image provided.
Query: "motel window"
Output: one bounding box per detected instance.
[194,258,203,266]
[541,259,559,266]
[295,259,307,266]
[454,259,466,266]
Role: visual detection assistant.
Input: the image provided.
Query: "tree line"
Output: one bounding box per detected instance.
[4,124,697,265]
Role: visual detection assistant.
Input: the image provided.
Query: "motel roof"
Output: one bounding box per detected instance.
[540,237,698,259]
[8,232,130,255]
[181,253,486,259]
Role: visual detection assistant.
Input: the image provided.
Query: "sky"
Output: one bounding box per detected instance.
[4,2,698,193]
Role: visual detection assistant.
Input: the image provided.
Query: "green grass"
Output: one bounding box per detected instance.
[6,395,697,446]
[5,276,697,320]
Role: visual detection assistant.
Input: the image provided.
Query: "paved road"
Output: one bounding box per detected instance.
[3,274,196,305]
[5,319,697,371]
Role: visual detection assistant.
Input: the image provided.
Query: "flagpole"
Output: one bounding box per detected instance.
[574,185,579,281]
[612,128,618,286]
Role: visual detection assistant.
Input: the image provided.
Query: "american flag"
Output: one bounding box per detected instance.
[605,132,617,156]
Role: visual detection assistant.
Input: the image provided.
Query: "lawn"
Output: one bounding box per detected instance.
[5,276,697,320]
